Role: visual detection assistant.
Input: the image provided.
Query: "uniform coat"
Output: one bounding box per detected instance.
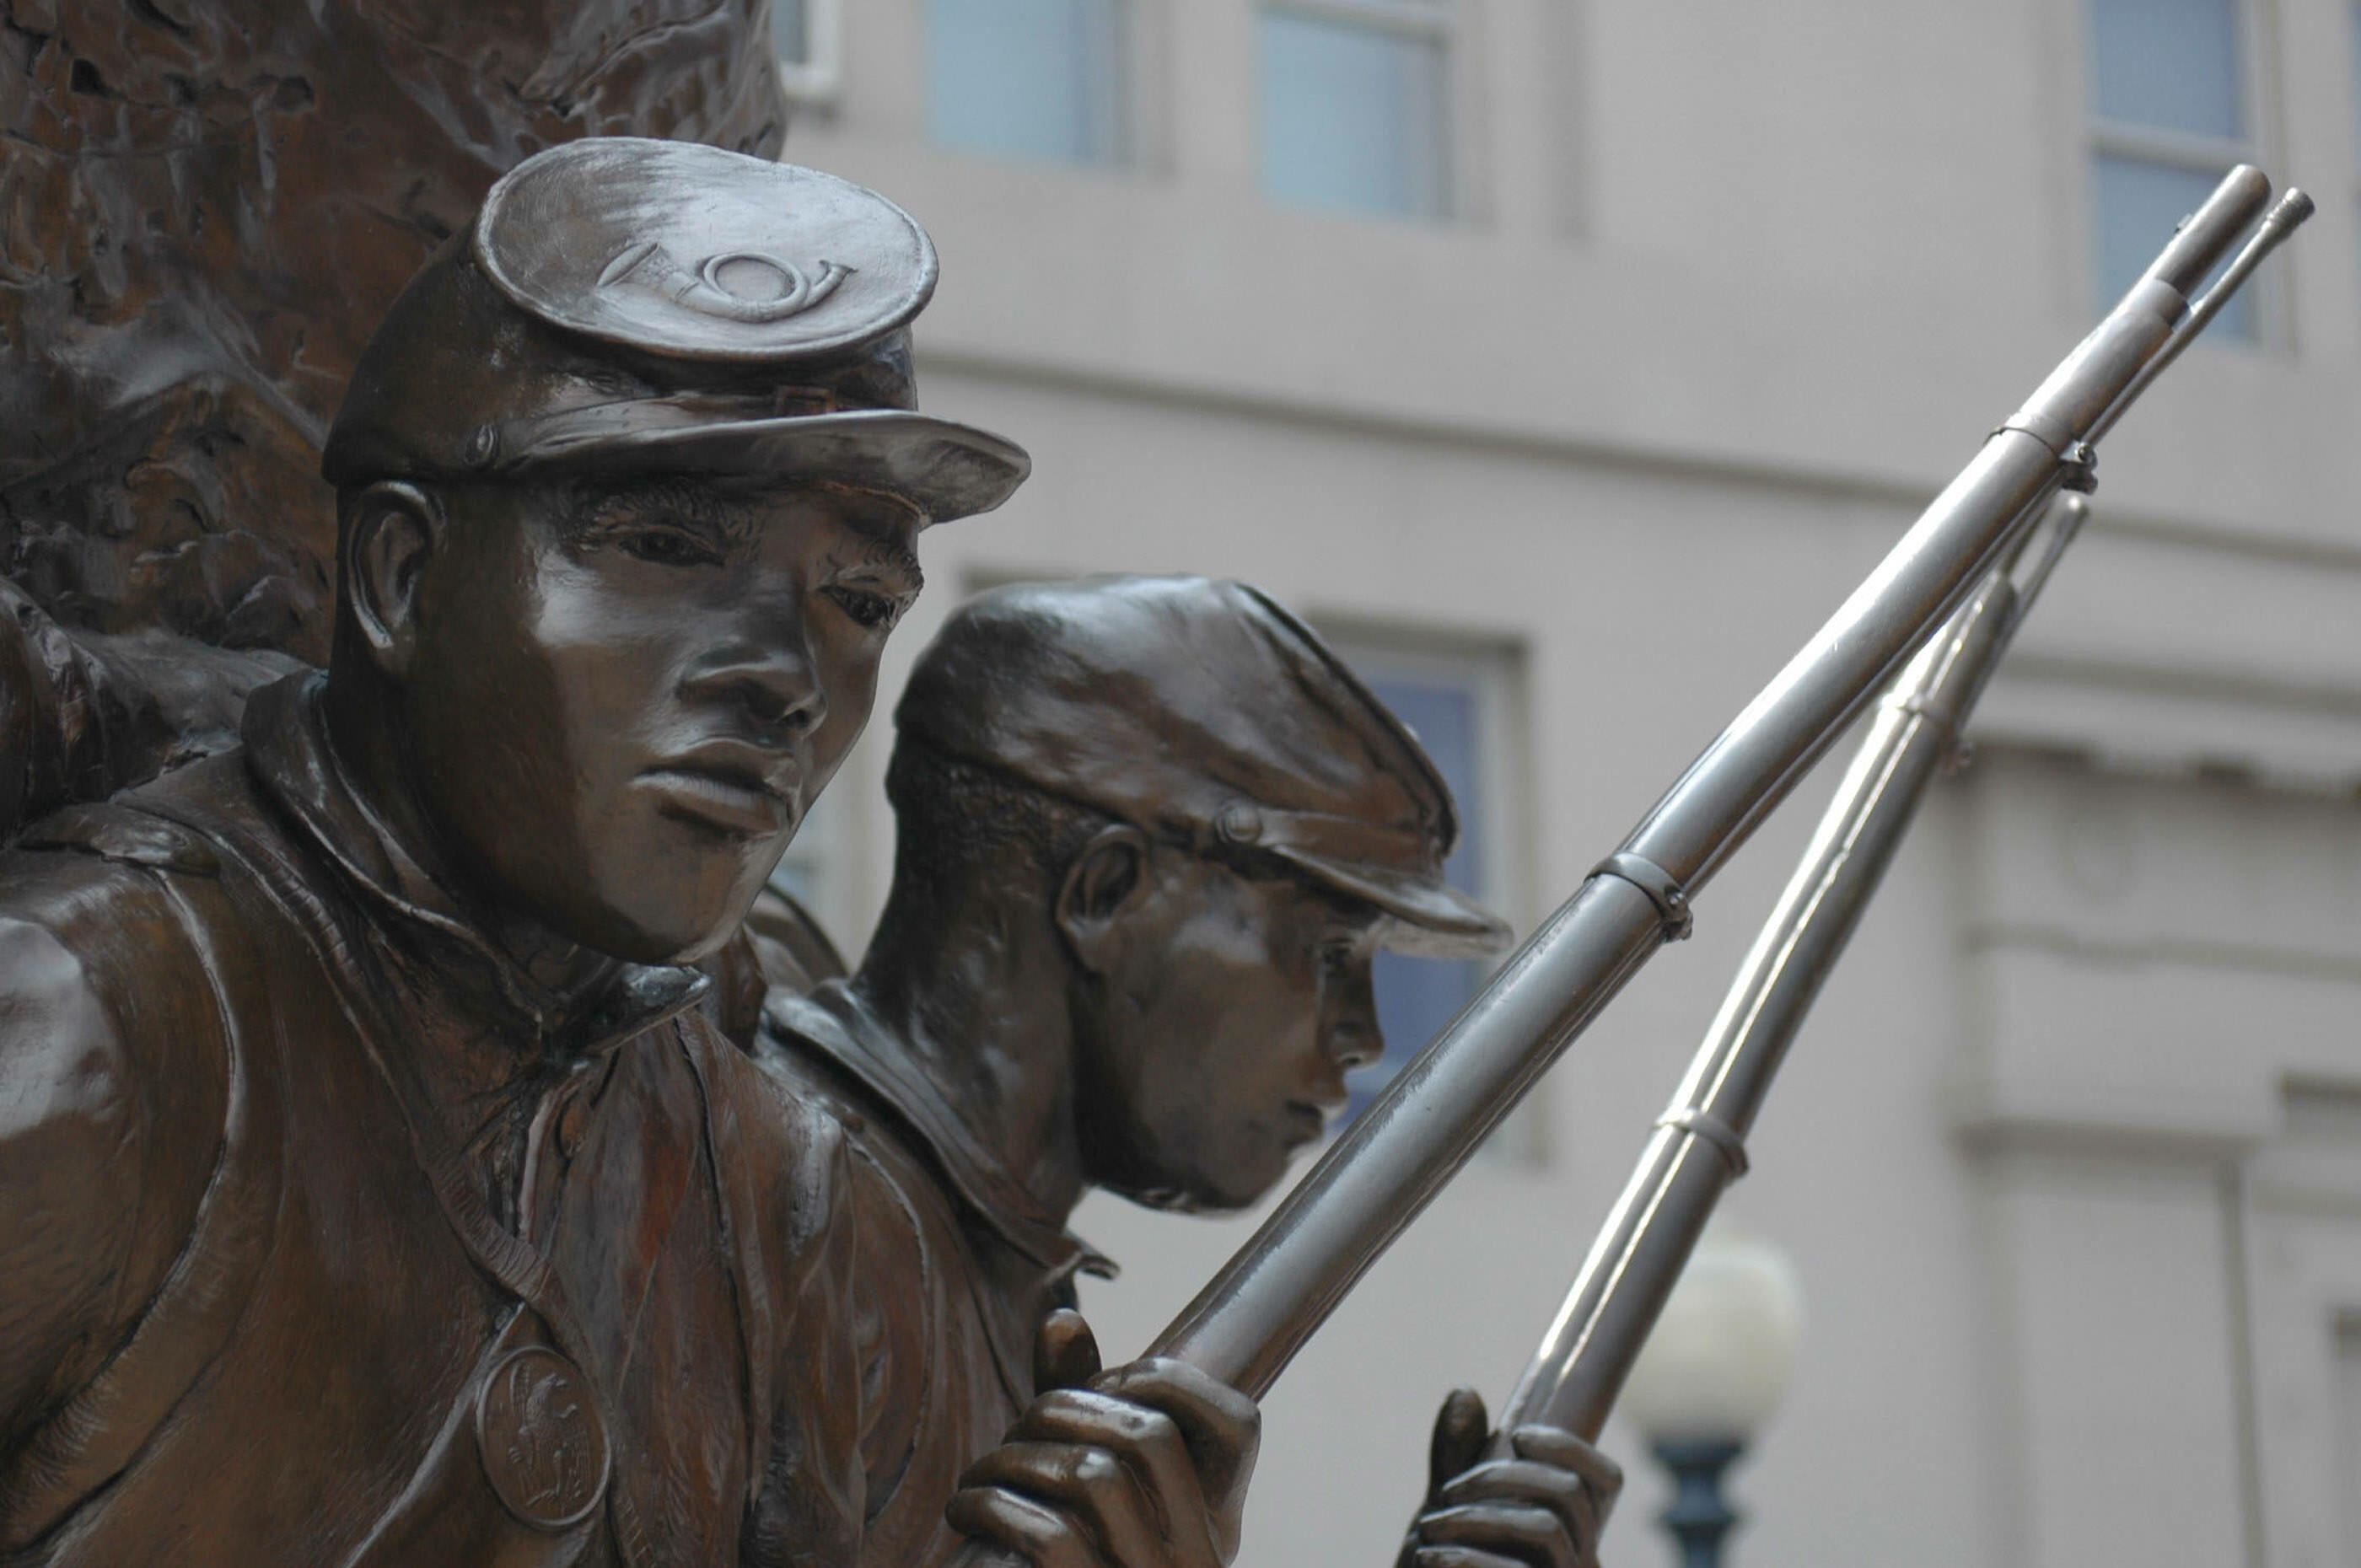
[0,676,886,1566]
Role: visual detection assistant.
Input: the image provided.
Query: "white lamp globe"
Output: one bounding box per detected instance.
[1620,1223,1804,1447]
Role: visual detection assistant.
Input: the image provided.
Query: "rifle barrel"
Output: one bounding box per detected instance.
[1144,166,2277,1401]
[1498,179,2313,1449]
[1500,496,2079,1442]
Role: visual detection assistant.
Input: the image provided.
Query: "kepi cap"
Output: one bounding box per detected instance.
[323,138,1026,524]
[896,576,1513,959]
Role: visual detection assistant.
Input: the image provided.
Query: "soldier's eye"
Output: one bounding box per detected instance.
[825,584,897,629]
[619,525,721,567]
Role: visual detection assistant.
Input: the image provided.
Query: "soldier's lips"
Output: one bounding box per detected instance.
[641,757,793,838]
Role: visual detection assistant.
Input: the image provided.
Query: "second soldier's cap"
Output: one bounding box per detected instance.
[895,576,1513,959]
[322,137,1027,524]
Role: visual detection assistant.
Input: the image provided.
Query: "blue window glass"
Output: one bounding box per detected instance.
[773,0,809,64]
[2086,0,2254,341]
[2089,0,2244,138]
[1347,671,1485,1120]
[1257,7,1449,220]
[926,0,1126,167]
[2094,154,2254,338]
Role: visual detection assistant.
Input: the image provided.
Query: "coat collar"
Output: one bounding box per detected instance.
[763,981,1114,1285]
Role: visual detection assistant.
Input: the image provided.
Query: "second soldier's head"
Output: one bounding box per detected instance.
[318,138,1026,966]
[878,576,1511,1212]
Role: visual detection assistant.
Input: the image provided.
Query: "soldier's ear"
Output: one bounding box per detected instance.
[343,481,442,678]
[1055,824,1154,975]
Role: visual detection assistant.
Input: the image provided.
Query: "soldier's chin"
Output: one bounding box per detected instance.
[1109,1155,1287,1216]
[548,856,776,966]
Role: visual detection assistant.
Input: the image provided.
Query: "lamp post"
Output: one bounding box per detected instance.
[1617,1225,1804,1568]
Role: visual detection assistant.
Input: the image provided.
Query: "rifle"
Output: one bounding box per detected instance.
[1146,165,2298,1402]
[1494,184,2311,1449]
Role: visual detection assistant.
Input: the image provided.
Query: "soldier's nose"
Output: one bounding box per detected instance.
[683,645,828,741]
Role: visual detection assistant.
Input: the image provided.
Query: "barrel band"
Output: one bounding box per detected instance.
[1659,1109,1751,1179]
[1592,851,1694,940]
[1993,416,2099,491]
[1993,410,2075,458]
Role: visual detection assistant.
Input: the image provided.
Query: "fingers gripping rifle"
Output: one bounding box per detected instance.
[1493,184,2311,1451]
[1144,166,2299,1404]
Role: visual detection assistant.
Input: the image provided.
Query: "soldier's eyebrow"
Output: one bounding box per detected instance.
[827,497,925,593]
[841,529,924,592]
[567,477,758,546]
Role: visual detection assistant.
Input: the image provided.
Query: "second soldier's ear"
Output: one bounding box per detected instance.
[1055,823,1154,975]
[342,481,443,678]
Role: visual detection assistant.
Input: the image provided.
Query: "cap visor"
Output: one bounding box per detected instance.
[1267,846,1514,959]
[514,408,1030,525]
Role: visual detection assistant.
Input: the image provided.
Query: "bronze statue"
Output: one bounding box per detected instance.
[0,5,1625,1557]
[756,576,1621,1567]
[0,137,1256,1567]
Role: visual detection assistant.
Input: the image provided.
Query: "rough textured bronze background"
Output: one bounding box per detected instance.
[0,0,784,663]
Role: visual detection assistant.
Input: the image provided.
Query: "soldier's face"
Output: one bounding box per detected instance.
[404,475,922,963]
[1077,858,1385,1211]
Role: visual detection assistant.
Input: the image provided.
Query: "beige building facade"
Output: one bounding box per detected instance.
[775,2,2361,1564]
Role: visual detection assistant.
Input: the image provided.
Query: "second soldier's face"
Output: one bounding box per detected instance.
[402,475,922,963]
[1077,855,1385,1212]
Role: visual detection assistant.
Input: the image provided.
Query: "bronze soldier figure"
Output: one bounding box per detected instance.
[756,576,1622,1567]
[0,137,1246,1567]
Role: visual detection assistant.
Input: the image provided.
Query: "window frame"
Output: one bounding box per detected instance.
[1256,0,1465,223]
[774,0,846,105]
[2083,0,2278,341]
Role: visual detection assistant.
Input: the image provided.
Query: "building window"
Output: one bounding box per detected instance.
[1257,0,1454,221]
[925,0,1128,168]
[1323,640,1520,1129]
[2086,0,2260,340]
[772,0,842,103]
